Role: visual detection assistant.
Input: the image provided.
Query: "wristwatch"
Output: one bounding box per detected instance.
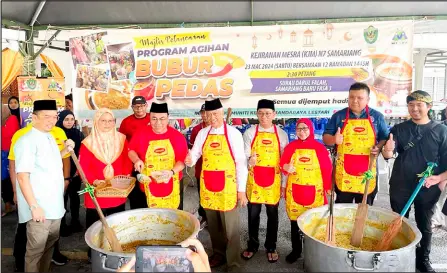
[64,177,71,182]
[30,204,39,211]
[171,169,175,175]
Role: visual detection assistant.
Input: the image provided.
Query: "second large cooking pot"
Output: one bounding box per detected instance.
[297,204,422,272]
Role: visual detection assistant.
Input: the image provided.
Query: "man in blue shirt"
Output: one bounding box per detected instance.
[323,82,389,205]
[14,100,75,272]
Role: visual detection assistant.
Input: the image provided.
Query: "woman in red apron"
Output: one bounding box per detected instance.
[79,108,133,261]
[280,118,332,264]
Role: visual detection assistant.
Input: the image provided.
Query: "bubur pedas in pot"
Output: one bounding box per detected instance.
[297,204,422,272]
[85,208,200,272]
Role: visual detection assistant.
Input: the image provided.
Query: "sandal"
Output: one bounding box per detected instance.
[208,254,226,268]
[241,248,258,260]
[266,249,279,263]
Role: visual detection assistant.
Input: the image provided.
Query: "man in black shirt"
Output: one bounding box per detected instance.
[382,90,447,273]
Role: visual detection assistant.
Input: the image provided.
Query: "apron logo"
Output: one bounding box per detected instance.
[226,175,233,178]
[299,157,310,163]
[261,139,272,145]
[210,142,220,148]
[148,165,154,168]
[345,142,352,146]
[154,148,166,154]
[353,127,365,133]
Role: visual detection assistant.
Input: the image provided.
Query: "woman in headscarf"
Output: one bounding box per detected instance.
[1,96,21,217]
[279,118,333,264]
[56,110,85,231]
[78,108,132,259]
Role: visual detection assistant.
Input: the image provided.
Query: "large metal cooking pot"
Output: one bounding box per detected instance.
[85,208,200,272]
[297,204,422,272]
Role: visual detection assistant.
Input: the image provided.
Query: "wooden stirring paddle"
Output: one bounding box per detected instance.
[375,162,437,251]
[325,148,337,246]
[350,154,377,247]
[70,151,123,252]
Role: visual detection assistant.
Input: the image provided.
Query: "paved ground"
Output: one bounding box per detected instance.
[2,157,447,272]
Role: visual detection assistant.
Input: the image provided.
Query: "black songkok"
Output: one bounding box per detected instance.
[150,102,169,113]
[204,99,223,111]
[33,100,57,111]
[257,99,275,111]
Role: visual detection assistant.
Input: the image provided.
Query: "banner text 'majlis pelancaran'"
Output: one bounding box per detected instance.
[133,32,211,49]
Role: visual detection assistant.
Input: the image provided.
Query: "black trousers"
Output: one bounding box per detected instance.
[196,176,206,220]
[247,202,278,250]
[63,176,82,224]
[334,172,378,205]
[86,203,126,259]
[335,191,376,205]
[1,176,14,204]
[390,186,441,261]
[13,222,62,271]
[290,220,303,253]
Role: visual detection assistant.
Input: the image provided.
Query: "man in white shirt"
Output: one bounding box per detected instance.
[241,99,289,263]
[14,100,74,272]
[185,98,248,271]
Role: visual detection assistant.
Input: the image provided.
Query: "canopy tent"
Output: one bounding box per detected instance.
[2,1,446,107]
[2,1,447,30]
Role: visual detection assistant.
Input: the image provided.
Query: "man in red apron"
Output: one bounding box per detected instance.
[323,82,389,205]
[241,99,288,263]
[185,98,248,271]
[128,102,188,209]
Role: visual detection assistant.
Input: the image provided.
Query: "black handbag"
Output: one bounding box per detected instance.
[403,122,441,151]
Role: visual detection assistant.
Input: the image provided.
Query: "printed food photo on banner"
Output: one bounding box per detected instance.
[83,80,132,110]
[75,64,110,92]
[72,20,414,119]
[17,77,65,126]
[106,42,136,82]
[69,31,108,67]
[133,77,156,102]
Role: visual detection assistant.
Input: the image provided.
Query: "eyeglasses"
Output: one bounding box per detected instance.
[296,127,309,132]
[132,104,146,109]
[151,117,168,123]
[207,112,221,117]
[257,112,274,117]
[99,119,115,125]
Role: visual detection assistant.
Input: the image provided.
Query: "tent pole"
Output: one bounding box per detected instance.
[29,1,46,27]
[251,0,254,26]
[3,15,447,31]
[32,30,61,59]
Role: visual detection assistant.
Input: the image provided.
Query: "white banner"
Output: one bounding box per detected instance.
[72,20,414,119]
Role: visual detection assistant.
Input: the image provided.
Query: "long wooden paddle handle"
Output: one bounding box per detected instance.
[361,155,377,204]
[226,107,232,124]
[69,151,121,249]
[70,151,110,223]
